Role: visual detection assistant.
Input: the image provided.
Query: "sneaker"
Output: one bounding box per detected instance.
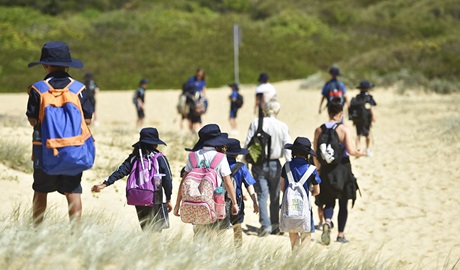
[314,223,323,231]
[270,228,284,236]
[366,149,373,157]
[321,222,331,245]
[336,236,349,243]
[258,229,271,237]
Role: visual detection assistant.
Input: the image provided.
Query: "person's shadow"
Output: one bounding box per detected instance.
[242,224,259,236]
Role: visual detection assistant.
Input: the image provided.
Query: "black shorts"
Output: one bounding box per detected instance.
[33,169,83,194]
[137,108,145,119]
[89,97,96,109]
[355,122,371,137]
[228,200,245,225]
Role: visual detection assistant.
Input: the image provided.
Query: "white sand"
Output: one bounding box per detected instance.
[1,80,459,268]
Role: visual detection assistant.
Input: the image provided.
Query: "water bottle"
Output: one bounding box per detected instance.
[153,174,165,205]
[214,187,226,219]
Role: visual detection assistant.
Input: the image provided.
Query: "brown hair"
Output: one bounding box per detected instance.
[327,98,343,118]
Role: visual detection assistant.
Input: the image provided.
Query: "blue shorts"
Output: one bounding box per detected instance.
[229,107,238,118]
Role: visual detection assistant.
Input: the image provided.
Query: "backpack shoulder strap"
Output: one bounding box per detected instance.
[285,162,295,185]
[32,80,53,94]
[231,162,244,176]
[209,152,225,169]
[189,152,199,168]
[67,79,85,95]
[298,165,316,187]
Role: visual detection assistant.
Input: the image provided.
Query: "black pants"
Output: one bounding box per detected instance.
[135,204,169,232]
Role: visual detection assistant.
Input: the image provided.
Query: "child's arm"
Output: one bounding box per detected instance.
[246,185,259,214]
[173,173,187,217]
[370,106,376,123]
[91,155,133,192]
[159,156,173,212]
[223,175,239,215]
[311,184,320,196]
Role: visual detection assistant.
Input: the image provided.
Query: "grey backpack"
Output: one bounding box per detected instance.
[280,163,316,233]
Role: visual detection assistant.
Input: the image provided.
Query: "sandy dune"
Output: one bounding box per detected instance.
[1,80,459,268]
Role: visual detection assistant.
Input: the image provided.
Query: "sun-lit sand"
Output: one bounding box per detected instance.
[1,80,459,268]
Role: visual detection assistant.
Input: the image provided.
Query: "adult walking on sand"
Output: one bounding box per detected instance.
[245,100,291,236]
[313,98,365,244]
[26,41,94,225]
[254,72,276,114]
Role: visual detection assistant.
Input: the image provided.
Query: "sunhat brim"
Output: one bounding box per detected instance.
[132,138,167,147]
[284,143,317,157]
[226,148,249,156]
[28,58,84,69]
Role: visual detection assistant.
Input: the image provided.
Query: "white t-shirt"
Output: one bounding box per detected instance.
[184,147,231,186]
[255,82,276,103]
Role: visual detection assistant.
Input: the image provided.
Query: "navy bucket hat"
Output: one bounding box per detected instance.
[187,124,228,152]
[132,127,166,147]
[228,82,239,90]
[28,41,84,69]
[284,137,316,157]
[329,66,342,76]
[226,138,248,156]
[356,80,374,89]
[258,72,269,82]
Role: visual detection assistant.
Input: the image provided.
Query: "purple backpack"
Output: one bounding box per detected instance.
[126,150,164,206]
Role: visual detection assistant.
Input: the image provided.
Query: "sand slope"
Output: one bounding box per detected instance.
[1,80,459,269]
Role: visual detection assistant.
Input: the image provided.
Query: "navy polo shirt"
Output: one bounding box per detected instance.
[227,157,256,198]
[281,157,321,193]
[26,71,94,120]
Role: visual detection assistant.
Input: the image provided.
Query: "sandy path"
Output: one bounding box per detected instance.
[0,80,459,268]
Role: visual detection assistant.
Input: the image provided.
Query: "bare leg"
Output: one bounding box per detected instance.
[365,134,371,151]
[233,224,243,248]
[289,233,300,250]
[299,233,311,249]
[356,135,362,150]
[64,193,82,222]
[33,191,48,226]
[229,118,237,130]
[318,206,324,225]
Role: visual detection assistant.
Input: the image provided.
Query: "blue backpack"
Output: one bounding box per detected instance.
[31,79,95,176]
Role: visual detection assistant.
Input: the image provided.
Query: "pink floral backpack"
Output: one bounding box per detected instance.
[180,152,224,224]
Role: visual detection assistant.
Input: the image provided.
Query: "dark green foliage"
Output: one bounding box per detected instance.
[0,0,459,92]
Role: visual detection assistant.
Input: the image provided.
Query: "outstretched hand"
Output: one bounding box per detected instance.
[91,184,107,192]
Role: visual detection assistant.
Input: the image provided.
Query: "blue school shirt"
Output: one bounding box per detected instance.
[281,157,321,232]
[227,157,256,199]
[187,76,206,92]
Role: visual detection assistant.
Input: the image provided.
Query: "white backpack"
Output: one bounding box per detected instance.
[280,163,316,233]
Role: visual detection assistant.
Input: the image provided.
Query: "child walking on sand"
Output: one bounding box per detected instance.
[280,137,321,250]
[174,124,238,238]
[225,138,259,247]
[92,128,172,232]
[228,83,242,134]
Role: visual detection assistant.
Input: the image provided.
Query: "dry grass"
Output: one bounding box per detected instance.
[0,206,404,270]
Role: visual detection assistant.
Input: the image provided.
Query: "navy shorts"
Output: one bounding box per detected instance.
[228,200,245,225]
[229,107,238,118]
[137,108,145,119]
[356,122,371,136]
[33,169,83,194]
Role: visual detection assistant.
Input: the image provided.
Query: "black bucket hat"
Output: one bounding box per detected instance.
[187,124,228,152]
[284,137,316,157]
[258,72,269,82]
[132,127,166,147]
[226,138,249,156]
[356,80,374,89]
[228,82,239,90]
[329,66,342,76]
[28,41,84,69]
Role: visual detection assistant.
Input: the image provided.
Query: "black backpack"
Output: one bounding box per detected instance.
[245,107,271,166]
[316,123,342,166]
[234,93,244,109]
[348,94,371,124]
[226,162,244,207]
